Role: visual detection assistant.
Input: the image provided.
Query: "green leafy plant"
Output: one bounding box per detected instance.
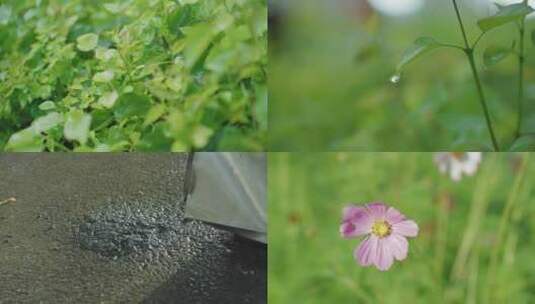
[0,0,267,151]
[397,0,534,151]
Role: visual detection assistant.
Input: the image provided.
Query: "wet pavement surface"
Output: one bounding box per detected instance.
[0,154,266,304]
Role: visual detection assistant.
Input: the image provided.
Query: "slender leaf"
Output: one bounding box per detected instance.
[397,37,442,72]
[510,135,535,151]
[38,100,56,111]
[477,3,534,32]
[483,46,510,67]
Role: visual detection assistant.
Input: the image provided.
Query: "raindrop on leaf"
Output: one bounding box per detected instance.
[390,74,401,84]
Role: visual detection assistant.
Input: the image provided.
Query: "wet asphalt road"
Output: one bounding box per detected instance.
[0,154,266,304]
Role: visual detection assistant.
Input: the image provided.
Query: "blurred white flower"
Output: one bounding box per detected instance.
[434,152,482,182]
[367,0,425,17]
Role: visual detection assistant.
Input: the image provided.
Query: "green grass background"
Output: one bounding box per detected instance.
[269,152,535,303]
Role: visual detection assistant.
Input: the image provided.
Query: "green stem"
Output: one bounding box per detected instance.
[486,154,529,302]
[452,0,500,151]
[515,5,527,138]
[434,191,449,297]
[118,47,133,84]
[466,245,480,304]
[450,155,498,281]
[438,42,465,51]
[452,0,470,47]
[466,52,500,151]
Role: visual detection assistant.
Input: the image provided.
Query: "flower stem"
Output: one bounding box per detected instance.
[515,2,528,138]
[450,154,499,281]
[452,0,470,47]
[452,0,500,151]
[434,191,449,296]
[466,52,500,151]
[486,154,529,302]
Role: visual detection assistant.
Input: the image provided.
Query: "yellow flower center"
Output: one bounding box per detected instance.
[371,220,392,238]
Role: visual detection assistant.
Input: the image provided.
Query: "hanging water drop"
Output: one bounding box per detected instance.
[390,74,401,84]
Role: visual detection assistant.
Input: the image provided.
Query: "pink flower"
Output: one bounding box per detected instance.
[340,202,418,271]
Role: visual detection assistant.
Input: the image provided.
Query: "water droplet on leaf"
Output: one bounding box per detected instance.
[390,74,401,84]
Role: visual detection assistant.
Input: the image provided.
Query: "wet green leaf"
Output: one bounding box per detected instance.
[5,128,43,152]
[183,13,233,68]
[64,110,92,144]
[95,48,117,61]
[98,91,119,108]
[32,112,63,133]
[76,33,99,52]
[143,104,167,127]
[38,100,56,111]
[483,46,510,67]
[510,135,535,151]
[192,125,213,148]
[93,70,114,83]
[167,4,196,32]
[137,122,173,151]
[477,3,534,32]
[114,93,152,120]
[397,37,442,73]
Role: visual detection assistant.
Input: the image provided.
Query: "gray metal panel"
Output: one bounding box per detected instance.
[185,153,267,243]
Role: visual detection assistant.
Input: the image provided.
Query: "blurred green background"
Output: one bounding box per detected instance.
[269,0,535,151]
[269,152,535,303]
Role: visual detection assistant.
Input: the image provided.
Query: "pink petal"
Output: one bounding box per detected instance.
[342,205,366,222]
[384,234,408,261]
[355,235,378,266]
[340,222,358,238]
[374,238,394,271]
[341,205,373,237]
[366,202,388,219]
[385,206,406,224]
[392,220,419,237]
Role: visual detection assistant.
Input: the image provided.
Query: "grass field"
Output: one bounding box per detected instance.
[269,152,535,303]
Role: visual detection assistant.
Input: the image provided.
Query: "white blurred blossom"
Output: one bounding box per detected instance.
[434,152,482,182]
[367,0,425,16]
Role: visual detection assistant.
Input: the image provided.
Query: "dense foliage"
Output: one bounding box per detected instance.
[0,0,267,151]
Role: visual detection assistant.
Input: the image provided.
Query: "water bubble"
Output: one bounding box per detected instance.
[390,74,401,84]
